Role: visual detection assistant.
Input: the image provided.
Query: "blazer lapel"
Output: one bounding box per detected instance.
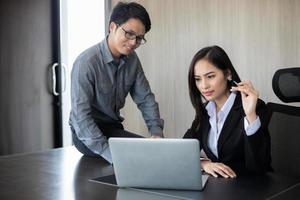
[217,94,244,154]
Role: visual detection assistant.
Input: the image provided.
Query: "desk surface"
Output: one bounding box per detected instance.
[0,147,299,200]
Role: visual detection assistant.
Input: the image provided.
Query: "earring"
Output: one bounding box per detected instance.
[228,79,235,86]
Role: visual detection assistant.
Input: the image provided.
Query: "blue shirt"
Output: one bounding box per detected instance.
[206,92,261,158]
[69,37,164,162]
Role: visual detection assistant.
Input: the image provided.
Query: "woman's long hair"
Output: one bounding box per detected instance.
[188,46,241,125]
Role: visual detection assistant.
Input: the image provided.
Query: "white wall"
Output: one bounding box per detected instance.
[60,0,105,146]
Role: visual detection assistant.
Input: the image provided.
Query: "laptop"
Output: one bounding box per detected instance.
[108,138,208,191]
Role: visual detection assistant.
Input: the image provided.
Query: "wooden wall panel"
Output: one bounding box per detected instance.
[0,0,56,154]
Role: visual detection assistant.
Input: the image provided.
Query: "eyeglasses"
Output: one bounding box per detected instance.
[120,27,147,45]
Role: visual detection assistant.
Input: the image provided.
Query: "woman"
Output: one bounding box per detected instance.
[184,46,272,178]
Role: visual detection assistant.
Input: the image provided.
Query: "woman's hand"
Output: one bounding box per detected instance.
[231,80,259,123]
[201,160,236,178]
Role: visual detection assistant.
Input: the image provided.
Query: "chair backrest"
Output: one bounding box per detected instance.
[272,67,300,103]
[266,67,300,178]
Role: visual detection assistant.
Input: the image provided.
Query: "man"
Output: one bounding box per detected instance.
[69,2,164,163]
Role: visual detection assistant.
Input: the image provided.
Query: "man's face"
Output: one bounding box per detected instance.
[108,18,146,58]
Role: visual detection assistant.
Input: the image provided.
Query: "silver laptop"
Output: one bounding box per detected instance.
[108,138,208,191]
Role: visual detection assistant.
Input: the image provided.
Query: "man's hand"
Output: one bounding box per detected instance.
[150,135,162,139]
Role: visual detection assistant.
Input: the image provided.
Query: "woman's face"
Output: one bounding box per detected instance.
[194,59,231,103]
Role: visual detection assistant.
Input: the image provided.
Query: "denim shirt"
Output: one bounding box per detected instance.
[69,37,164,159]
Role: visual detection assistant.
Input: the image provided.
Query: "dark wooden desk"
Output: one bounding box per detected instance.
[0,147,299,200]
[267,183,300,200]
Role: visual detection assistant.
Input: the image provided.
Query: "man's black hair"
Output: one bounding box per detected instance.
[109,2,151,33]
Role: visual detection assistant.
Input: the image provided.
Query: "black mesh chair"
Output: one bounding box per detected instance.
[266,67,300,178]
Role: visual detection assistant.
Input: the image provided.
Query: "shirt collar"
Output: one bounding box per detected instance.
[101,35,129,64]
[205,92,237,121]
[101,35,114,64]
[206,100,216,118]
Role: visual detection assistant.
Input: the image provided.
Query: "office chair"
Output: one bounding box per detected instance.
[266,67,300,178]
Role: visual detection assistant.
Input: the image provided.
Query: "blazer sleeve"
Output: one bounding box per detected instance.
[183,116,200,138]
[243,99,272,173]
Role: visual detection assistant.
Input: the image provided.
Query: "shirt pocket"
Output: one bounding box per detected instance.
[98,80,112,94]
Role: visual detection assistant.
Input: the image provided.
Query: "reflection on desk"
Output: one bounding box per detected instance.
[93,173,300,200]
[116,188,178,200]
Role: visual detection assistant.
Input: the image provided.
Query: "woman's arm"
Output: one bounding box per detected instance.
[231,81,271,173]
[243,100,272,173]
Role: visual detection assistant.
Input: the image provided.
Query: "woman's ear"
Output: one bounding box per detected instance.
[226,69,232,81]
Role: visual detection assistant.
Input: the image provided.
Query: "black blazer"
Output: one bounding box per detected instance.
[184,93,272,175]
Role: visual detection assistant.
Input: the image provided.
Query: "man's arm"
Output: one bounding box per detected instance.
[129,61,164,137]
[70,59,111,162]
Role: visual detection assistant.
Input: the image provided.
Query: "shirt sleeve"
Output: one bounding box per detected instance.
[70,59,108,156]
[244,116,261,136]
[100,146,113,164]
[129,60,164,137]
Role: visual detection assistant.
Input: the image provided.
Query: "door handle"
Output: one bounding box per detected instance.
[61,63,67,94]
[51,63,59,96]
[51,62,68,96]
